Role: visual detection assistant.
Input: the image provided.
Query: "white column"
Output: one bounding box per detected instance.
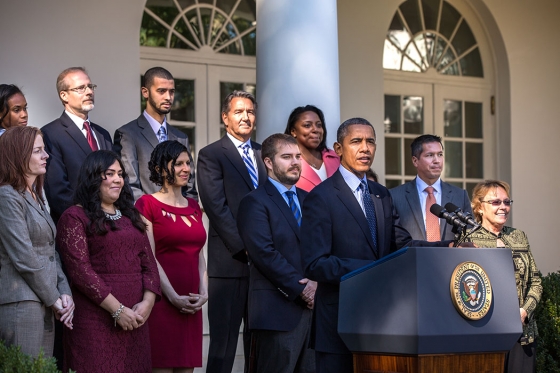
[256,0,340,149]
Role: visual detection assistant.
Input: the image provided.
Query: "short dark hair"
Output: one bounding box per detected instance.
[143,67,174,89]
[73,150,146,235]
[410,134,443,159]
[336,117,376,144]
[261,133,298,162]
[0,126,45,201]
[0,84,24,127]
[56,67,88,94]
[149,140,190,187]
[284,105,328,152]
[221,90,257,116]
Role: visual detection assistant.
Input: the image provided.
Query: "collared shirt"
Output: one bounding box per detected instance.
[0,128,5,136]
[65,110,99,147]
[227,132,258,170]
[268,176,302,212]
[339,165,369,216]
[416,176,442,224]
[143,110,167,137]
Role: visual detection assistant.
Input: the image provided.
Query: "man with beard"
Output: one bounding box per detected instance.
[43,67,113,223]
[197,90,267,373]
[237,134,316,373]
[114,67,196,200]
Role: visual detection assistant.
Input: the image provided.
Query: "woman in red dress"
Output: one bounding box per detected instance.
[136,140,208,373]
[57,150,161,373]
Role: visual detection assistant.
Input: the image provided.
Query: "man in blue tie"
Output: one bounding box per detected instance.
[197,90,268,373]
[300,118,453,373]
[237,134,316,373]
[114,66,197,200]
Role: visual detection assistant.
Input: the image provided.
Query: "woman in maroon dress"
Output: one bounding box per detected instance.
[136,140,207,373]
[57,150,161,373]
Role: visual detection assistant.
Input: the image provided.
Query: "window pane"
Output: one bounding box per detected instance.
[451,20,477,56]
[384,95,401,133]
[422,0,440,31]
[404,138,416,176]
[466,182,478,199]
[384,39,404,70]
[444,100,462,137]
[465,142,483,178]
[465,102,483,138]
[460,47,484,77]
[444,141,463,178]
[439,1,461,40]
[448,181,463,189]
[171,79,195,122]
[386,179,402,189]
[403,96,423,134]
[405,42,425,70]
[437,46,457,73]
[145,0,179,24]
[440,62,460,76]
[385,137,402,175]
[400,0,423,35]
[140,13,171,47]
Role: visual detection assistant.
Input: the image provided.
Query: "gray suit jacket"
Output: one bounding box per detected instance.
[389,178,472,241]
[0,186,71,306]
[114,114,197,201]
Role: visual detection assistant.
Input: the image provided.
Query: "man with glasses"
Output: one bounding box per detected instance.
[114,66,196,201]
[42,67,113,223]
[390,134,472,241]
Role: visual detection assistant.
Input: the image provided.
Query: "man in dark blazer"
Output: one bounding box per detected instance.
[42,67,112,223]
[389,134,472,241]
[114,67,196,201]
[300,118,453,373]
[238,134,315,373]
[197,90,267,373]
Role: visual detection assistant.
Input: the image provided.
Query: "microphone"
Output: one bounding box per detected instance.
[429,204,466,231]
[444,203,480,228]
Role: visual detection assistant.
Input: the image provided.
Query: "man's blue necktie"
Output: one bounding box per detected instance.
[241,144,259,189]
[157,125,167,143]
[285,191,302,226]
[360,180,378,250]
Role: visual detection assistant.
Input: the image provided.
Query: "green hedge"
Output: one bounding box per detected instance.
[0,341,69,373]
[536,271,560,372]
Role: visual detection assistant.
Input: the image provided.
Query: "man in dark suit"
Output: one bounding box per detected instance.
[114,67,196,201]
[197,90,267,373]
[389,134,472,241]
[237,134,316,373]
[300,118,453,373]
[42,67,113,223]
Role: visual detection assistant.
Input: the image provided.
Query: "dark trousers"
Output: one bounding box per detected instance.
[505,341,536,373]
[207,277,250,373]
[315,351,353,373]
[253,308,314,373]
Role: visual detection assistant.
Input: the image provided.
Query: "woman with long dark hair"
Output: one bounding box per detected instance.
[0,84,28,135]
[57,150,161,373]
[0,126,73,357]
[135,141,207,373]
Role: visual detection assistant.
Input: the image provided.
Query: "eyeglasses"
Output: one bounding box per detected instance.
[66,84,97,94]
[481,199,513,206]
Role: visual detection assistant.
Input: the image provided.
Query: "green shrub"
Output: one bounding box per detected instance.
[0,340,67,373]
[536,271,560,373]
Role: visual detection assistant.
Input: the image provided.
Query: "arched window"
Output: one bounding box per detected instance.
[140,0,256,56]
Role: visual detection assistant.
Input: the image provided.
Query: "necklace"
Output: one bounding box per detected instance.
[105,209,122,221]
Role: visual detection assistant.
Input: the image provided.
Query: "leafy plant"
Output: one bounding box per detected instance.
[0,340,74,373]
[536,271,560,372]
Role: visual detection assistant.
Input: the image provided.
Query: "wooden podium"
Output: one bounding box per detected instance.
[339,247,522,373]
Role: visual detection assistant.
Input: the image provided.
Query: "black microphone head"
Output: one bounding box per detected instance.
[445,202,460,213]
[430,203,444,217]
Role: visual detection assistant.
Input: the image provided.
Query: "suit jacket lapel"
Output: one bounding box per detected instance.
[407,178,426,238]
[332,171,376,255]
[265,181,300,239]
[91,124,109,150]
[299,160,321,189]
[60,112,92,156]
[137,115,160,149]
[252,142,268,186]
[221,136,254,190]
[369,183,384,257]
[23,191,55,237]
[439,181,454,237]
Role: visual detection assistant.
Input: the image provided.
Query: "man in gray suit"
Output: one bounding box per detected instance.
[390,134,472,241]
[114,67,196,201]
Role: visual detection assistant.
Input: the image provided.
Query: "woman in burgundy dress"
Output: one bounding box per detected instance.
[57,150,161,373]
[136,140,207,373]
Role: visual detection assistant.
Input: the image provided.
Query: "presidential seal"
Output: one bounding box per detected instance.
[450,261,492,320]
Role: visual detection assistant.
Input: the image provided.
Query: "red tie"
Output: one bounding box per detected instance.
[83,121,98,151]
[425,186,441,241]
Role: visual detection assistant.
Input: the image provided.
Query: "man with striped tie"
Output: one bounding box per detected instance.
[237,133,316,373]
[197,90,267,373]
[114,66,197,201]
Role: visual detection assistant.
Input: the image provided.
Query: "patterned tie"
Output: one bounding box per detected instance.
[425,186,441,241]
[157,125,167,143]
[285,191,302,226]
[360,180,378,250]
[241,144,259,189]
[83,121,98,151]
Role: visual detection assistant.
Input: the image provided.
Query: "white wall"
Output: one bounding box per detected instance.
[0,0,144,137]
